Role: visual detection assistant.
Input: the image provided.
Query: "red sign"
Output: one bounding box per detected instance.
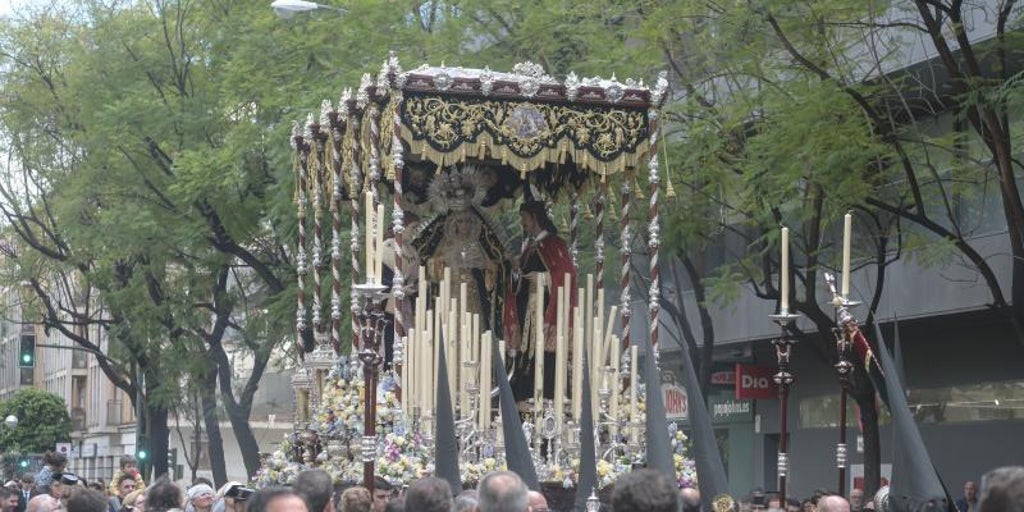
[710,371,735,386]
[735,364,778,400]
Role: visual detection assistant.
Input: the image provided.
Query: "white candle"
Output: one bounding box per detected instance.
[480,331,492,431]
[572,305,583,421]
[610,334,620,437]
[554,286,567,428]
[364,190,374,282]
[781,226,790,313]
[375,203,385,284]
[629,344,639,440]
[534,273,545,434]
[842,212,852,298]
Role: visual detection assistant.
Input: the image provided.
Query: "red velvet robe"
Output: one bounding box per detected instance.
[502,231,578,354]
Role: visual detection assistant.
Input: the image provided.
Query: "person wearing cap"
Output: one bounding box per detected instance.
[107,457,146,500]
[185,485,213,512]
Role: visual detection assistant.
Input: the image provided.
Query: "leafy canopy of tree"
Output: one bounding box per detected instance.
[0,388,72,454]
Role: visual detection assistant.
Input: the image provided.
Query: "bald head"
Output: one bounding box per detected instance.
[478,472,528,512]
[526,491,547,512]
[818,496,851,512]
[27,495,57,512]
[680,487,701,512]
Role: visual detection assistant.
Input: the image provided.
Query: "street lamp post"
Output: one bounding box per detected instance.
[270,0,345,18]
[4,415,17,430]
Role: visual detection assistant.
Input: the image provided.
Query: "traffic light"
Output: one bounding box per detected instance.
[167,447,177,467]
[19,334,35,368]
[18,457,28,469]
[136,435,150,462]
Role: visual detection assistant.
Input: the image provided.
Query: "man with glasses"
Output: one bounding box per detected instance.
[526,491,547,512]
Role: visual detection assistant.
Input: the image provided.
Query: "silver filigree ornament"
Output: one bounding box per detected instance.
[290,121,301,149]
[520,77,540,98]
[652,70,669,105]
[320,99,332,128]
[564,71,580,102]
[605,82,625,104]
[304,113,315,140]
[480,67,494,96]
[357,73,372,109]
[511,61,554,82]
[339,88,352,116]
[433,72,453,91]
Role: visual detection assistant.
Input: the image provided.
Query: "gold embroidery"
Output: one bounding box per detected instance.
[398,93,651,176]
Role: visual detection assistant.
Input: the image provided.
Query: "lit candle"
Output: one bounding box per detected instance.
[781,226,790,313]
[364,190,374,282]
[842,212,852,299]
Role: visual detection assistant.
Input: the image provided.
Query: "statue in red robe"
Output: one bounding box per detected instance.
[503,201,578,402]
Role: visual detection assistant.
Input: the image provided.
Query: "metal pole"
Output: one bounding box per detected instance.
[769,312,798,505]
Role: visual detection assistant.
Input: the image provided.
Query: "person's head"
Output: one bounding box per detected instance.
[118,474,138,498]
[20,474,35,491]
[964,481,978,501]
[406,477,453,512]
[519,202,556,237]
[816,496,850,512]
[339,487,372,512]
[294,470,334,512]
[66,488,108,512]
[1,487,18,511]
[611,469,679,512]
[26,495,57,512]
[372,478,393,512]
[785,499,801,512]
[119,456,138,473]
[247,487,307,512]
[524,491,545,512]
[679,487,700,512]
[477,471,526,512]
[802,500,814,512]
[43,452,68,471]
[978,466,1024,512]
[455,490,479,512]
[383,500,404,512]
[145,476,183,512]
[123,490,147,512]
[849,489,863,509]
[188,484,215,512]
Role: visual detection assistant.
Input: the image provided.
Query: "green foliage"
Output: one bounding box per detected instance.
[0,389,72,454]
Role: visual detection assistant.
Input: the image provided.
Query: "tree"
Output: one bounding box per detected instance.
[0,389,72,454]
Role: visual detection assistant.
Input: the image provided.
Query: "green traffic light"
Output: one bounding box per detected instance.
[21,354,32,364]
[137,450,148,460]
[19,460,27,468]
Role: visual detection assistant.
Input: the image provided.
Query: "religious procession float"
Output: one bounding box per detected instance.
[255,53,696,502]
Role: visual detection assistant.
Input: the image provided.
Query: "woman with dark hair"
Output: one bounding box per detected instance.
[145,477,182,512]
[502,200,577,402]
[34,452,67,489]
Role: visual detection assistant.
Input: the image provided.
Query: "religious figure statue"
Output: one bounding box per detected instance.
[502,200,578,402]
[411,165,511,333]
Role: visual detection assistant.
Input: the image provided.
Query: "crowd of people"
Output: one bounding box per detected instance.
[2,450,1021,512]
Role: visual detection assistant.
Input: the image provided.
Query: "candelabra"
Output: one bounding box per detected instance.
[768,308,800,504]
[353,281,390,494]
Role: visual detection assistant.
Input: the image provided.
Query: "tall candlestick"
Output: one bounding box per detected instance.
[842,212,852,298]
[364,190,374,282]
[781,226,790,313]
